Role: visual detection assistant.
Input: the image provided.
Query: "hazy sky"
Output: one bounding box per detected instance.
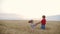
[1,0,60,19]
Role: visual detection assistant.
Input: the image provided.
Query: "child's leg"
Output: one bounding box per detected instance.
[31,28,34,32]
[31,25,35,32]
[41,25,45,30]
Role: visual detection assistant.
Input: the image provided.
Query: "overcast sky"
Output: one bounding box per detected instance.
[0,0,60,19]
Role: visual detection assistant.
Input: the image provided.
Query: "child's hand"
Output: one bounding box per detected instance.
[35,24,37,26]
[35,23,38,26]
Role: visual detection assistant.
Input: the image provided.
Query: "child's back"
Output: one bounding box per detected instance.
[41,15,46,30]
[41,18,46,25]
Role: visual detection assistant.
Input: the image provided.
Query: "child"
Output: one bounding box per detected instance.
[41,15,46,30]
[28,20,36,32]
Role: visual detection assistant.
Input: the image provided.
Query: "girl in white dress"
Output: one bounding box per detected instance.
[28,20,36,32]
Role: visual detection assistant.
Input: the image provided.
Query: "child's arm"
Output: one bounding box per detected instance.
[35,22,41,26]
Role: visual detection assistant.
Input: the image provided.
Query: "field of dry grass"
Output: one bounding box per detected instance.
[0,20,60,34]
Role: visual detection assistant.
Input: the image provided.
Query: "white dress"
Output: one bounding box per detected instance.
[30,23,35,30]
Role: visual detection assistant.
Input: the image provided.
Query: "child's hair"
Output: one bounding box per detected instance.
[28,20,33,23]
[42,15,46,18]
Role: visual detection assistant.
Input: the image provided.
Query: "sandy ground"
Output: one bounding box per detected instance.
[0,20,60,34]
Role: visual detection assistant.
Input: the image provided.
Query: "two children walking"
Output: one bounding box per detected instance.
[28,15,46,32]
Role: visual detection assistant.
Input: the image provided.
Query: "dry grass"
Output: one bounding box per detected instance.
[0,20,60,34]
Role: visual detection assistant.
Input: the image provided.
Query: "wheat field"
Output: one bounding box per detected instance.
[0,20,60,34]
